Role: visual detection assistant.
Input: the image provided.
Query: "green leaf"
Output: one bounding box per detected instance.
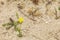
[16,28,22,37]
[18,30,23,37]
[16,13,19,19]
[17,33,23,37]
[2,24,7,26]
[15,27,22,37]
[58,7,60,10]
[6,25,13,30]
[2,23,12,27]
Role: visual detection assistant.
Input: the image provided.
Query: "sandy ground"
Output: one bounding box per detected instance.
[0,0,60,40]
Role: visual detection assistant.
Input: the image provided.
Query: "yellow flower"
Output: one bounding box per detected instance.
[18,17,24,24]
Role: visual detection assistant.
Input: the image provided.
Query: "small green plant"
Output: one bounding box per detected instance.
[2,13,24,37]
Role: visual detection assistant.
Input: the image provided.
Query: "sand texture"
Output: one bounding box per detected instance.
[0,0,60,40]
